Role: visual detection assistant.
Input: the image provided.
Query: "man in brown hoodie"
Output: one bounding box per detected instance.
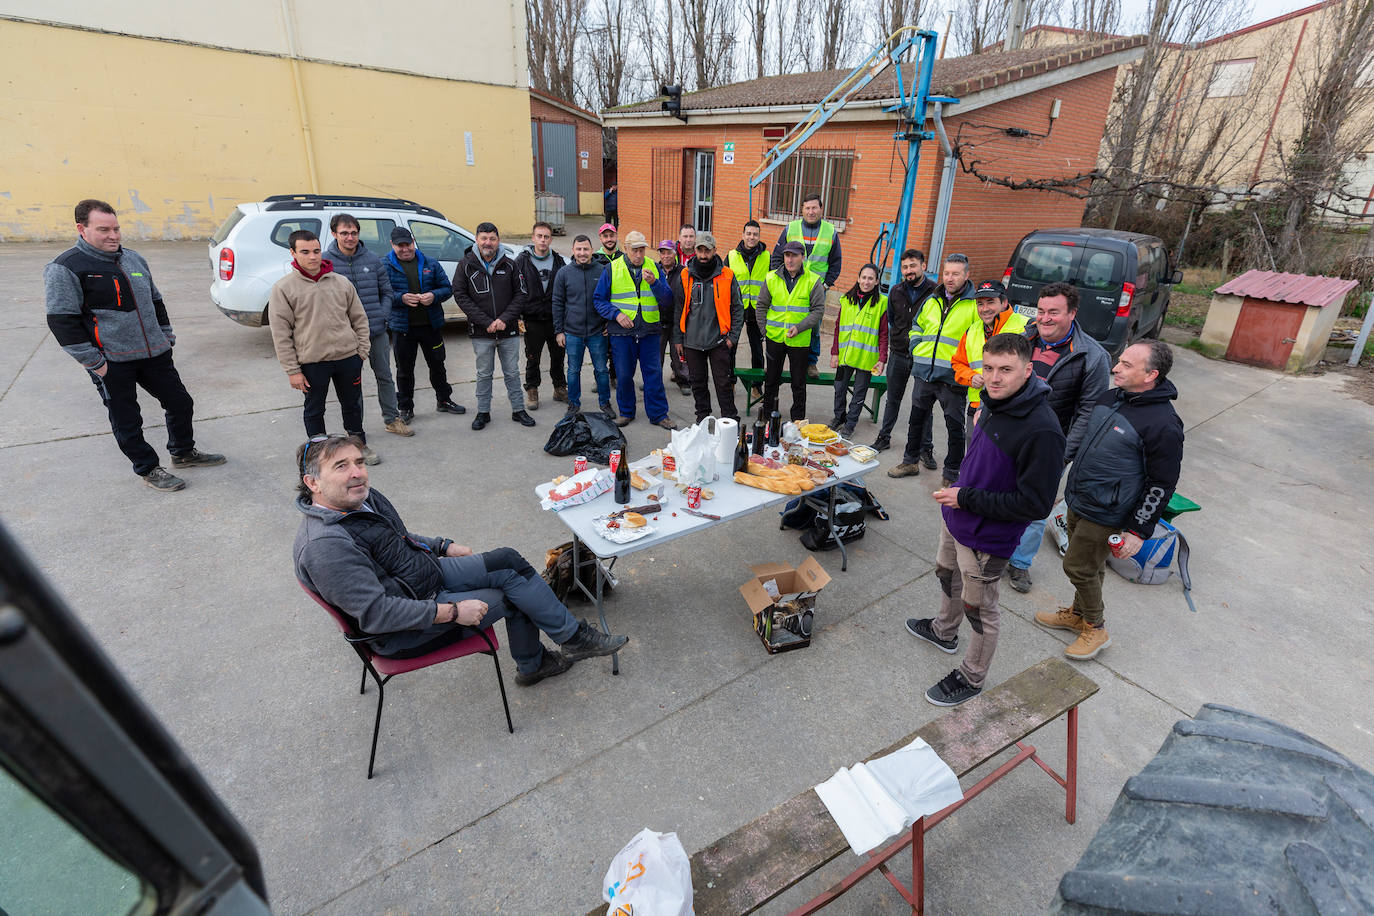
[269,229,377,464]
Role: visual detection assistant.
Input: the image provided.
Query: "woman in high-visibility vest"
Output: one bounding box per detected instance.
[829,263,889,437]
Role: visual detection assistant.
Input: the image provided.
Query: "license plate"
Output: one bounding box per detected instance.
[1015,305,1038,319]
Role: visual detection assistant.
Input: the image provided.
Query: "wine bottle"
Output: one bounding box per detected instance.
[613,449,632,504]
[734,423,751,472]
[751,414,765,455]
[767,411,782,447]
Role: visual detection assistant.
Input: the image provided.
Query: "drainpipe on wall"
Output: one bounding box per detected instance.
[281,0,320,193]
[926,101,956,270]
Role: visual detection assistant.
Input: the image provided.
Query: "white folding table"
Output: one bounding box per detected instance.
[535,455,878,673]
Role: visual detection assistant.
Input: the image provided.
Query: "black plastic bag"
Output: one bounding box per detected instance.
[542,411,627,465]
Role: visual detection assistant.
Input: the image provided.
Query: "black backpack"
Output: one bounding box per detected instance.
[781,483,888,551]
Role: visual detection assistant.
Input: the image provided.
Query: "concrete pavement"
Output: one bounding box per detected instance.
[3,240,1372,914]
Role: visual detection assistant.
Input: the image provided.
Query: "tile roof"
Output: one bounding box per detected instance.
[1213,270,1361,308]
[606,36,1146,116]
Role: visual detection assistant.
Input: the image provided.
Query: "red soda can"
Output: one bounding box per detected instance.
[609,450,621,475]
[573,456,588,475]
[687,485,702,509]
[1108,534,1125,557]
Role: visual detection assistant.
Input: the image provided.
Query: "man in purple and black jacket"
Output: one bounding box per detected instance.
[905,332,1065,707]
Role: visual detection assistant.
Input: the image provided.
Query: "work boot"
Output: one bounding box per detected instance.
[655,417,679,430]
[1064,625,1112,661]
[871,435,891,452]
[751,384,763,400]
[807,365,820,380]
[614,415,633,428]
[525,387,540,411]
[553,386,568,403]
[559,618,630,661]
[384,418,415,437]
[1008,565,1032,593]
[678,382,692,396]
[887,463,920,478]
[840,424,856,439]
[905,618,958,654]
[828,415,845,429]
[141,467,185,492]
[512,410,537,427]
[437,400,467,415]
[170,448,226,469]
[1035,606,1087,633]
[600,402,615,417]
[471,412,490,431]
[919,448,938,470]
[514,649,574,687]
[360,444,381,466]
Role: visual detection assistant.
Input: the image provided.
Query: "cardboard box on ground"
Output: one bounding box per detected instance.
[739,557,832,654]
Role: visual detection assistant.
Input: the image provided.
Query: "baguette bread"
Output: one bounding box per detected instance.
[734,471,802,496]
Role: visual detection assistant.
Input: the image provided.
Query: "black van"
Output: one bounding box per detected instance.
[1002,228,1181,357]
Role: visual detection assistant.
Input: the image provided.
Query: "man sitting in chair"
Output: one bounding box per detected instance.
[293,435,627,685]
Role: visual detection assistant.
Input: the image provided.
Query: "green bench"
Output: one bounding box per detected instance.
[734,367,889,424]
[586,658,1098,915]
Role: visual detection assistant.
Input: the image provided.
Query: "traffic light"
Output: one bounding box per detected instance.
[661,84,686,122]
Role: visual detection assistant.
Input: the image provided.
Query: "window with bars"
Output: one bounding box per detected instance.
[766,150,854,222]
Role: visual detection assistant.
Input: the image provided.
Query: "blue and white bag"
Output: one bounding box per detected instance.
[1107,519,1195,612]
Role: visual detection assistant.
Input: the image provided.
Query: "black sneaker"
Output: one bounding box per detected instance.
[514,649,574,687]
[471,412,490,431]
[926,669,981,707]
[919,448,938,470]
[141,467,186,492]
[399,409,415,423]
[829,415,845,429]
[906,618,958,654]
[437,400,467,415]
[170,448,226,469]
[512,410,537,427]
[871,435,891,452]
[559,618,629,661]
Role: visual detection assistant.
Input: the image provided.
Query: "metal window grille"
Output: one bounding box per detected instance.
[652,148,685,244]
[766,150,855,223]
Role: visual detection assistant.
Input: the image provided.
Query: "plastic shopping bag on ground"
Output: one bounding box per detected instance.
[670,420,718,485]
[602,827,694,916]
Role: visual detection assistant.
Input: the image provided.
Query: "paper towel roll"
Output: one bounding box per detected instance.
[715,417,738,464]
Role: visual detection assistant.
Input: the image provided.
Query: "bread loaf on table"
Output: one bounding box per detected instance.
[734,471,802,496]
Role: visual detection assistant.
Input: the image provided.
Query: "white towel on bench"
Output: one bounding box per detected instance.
[815,737,964,855]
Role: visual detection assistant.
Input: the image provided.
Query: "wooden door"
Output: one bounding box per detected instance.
[1226,298,1305,369]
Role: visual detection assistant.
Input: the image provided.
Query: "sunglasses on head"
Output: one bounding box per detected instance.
[299,434,348,477]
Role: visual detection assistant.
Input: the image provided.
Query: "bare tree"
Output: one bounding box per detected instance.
[950,0,1007,55]
[638,0,684,90]
[526,0,586,101]
[1096,0,1240,228]
[871,0,926,47]
[677,0,739,88]
[744,0,770,77]
[774,0,806,74]
[817,0,851,68]
[1270,0,1374,269]
[1064,0,1122,35]
[579,0,631,108]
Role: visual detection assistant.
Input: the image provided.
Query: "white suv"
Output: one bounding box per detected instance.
[208,194,511,327]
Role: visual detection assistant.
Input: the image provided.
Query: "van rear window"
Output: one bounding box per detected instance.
[1081,250,1123,290]
[1015,243,1080,284]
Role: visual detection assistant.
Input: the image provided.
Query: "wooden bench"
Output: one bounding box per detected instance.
[586,657,1097,915]
[733,367,889,424]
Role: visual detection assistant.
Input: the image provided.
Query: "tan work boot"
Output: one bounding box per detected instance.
[525,387,540,410]
[887,463,921,478]
[1064,625,1111,660]
[384,418,415,437]
[1035,606,1086,633]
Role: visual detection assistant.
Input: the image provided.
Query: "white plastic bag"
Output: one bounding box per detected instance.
[670,420,718,484]
[1050,499,1069,556]
[602,827,694,916]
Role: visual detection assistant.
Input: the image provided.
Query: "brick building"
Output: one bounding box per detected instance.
[602,38,1144,289]
[530,88,604,217]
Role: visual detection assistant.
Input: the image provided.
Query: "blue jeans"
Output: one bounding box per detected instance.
[473,336,525,413]
[435,549,579,675]
[609,333,669,422]
[808,332,821,367]
[564,333,611,410]
[1010,517,1048,571]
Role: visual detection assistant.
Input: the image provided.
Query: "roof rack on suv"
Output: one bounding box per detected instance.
[262,194,446,220]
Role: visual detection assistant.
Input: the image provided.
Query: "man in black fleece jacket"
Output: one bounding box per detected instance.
[1038,340,1184,661]
[293,436,628,685]
[514,222,567,410]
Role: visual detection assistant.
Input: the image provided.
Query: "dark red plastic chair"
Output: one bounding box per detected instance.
[300,583,514,778]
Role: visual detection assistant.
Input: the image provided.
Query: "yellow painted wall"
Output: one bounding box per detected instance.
[0,19,535,240]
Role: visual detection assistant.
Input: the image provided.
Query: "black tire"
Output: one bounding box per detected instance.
[1052,704,1374,915]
